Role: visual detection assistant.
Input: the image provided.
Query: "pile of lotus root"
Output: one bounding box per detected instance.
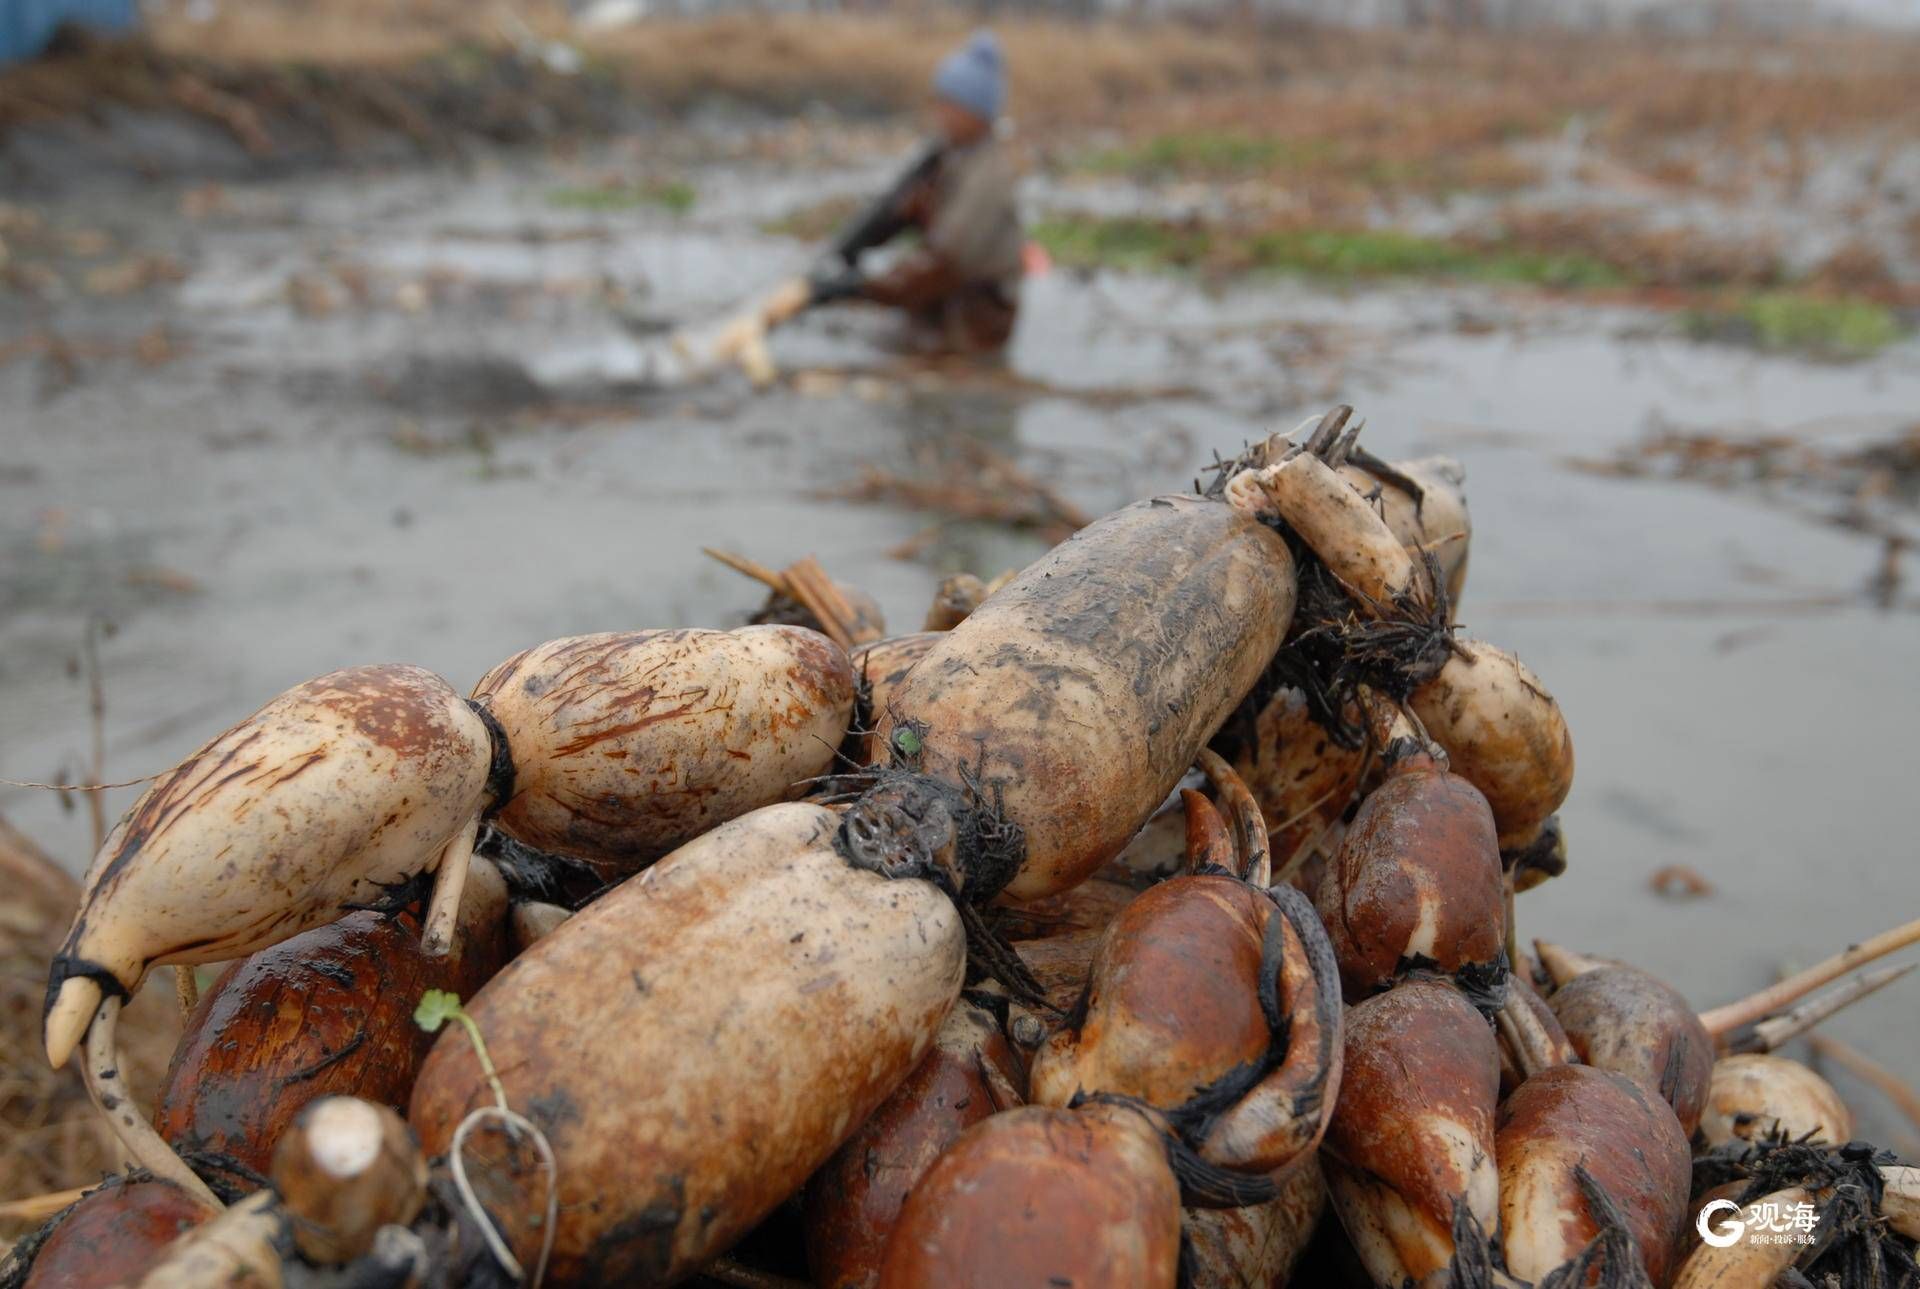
[8,406,1918,1289]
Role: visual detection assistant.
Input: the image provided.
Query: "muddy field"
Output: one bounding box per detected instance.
[4,81,1920,1162]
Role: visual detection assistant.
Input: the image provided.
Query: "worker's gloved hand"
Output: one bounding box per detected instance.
[806,265,866,305]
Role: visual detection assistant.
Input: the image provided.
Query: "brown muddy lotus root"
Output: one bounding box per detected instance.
[1546,961,1714,1135]
[132,1191,286,1289]
[1493,970,1576,1099]
[1182,1159,1325,1289]
[1030,878,1341,1181]
[270,1097,427,1265]
[877,1101,1182,1289]
[1505,814,1568,893]
[1193,750,1271,886]
[152,857,507,1180]
[20,1180,218,1289]
[804,1000,1024,1289]
[1409,641,1573,854]
[1284,824,1339,901]
[1698,1053,1854,1148]
[409,795,966,1286]
[1315,760,1506,1004]
[878,493,1296,901]
[1496,1064,1693,1286]
[1227,687,1368,880]
[509,898,571,951]
[472,625,855,879]
[1182,788,1237,870]
[1322,978,1501,1287]
[1033,876,1268,1109]
[1336,454,1471,608]
[1012,927,1106,1016]
[1231,448,1425,607]
[923,573,990,631]
[994,872,1139,942]
[45,663,495,1071]
[849,632,944,765]
[1000,865,1148,1028]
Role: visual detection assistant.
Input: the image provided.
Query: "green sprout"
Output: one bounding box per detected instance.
[415,988,509,1111]
[417,989,558,1281]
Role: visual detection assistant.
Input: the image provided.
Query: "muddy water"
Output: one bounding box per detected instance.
[3,146,1918,1142]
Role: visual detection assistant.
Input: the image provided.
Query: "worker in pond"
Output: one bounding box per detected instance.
[807,31,1025,352]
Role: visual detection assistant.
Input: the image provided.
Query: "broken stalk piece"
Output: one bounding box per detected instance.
[1699,913,1920,1038]
[701,548,884,650]
[420,815,479,956]
[1726,962,1915,1054]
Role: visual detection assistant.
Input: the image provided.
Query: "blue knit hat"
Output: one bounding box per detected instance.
[933,30,1005,122]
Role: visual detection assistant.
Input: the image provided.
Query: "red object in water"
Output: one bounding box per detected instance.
[1023,241,1053,278]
